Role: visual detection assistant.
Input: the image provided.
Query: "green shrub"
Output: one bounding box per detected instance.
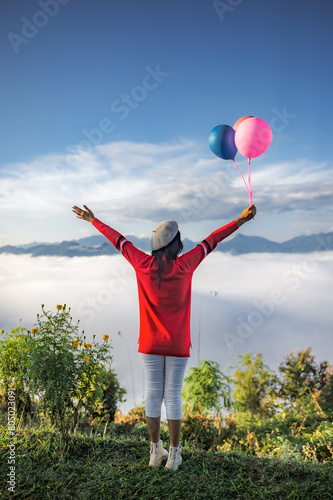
[24,304,114,436]
[229,353,278,417]
[0,305,119,438]
[182,360,231,415]
[181,410,223,449]
[0,325,33,420]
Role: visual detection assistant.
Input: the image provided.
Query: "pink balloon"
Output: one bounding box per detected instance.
[235,117,272,159]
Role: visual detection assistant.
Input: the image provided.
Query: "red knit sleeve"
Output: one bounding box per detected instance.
[92,218,125,249]
[92,218,152,269]
[201,220,238,256]
[180,220,238,271]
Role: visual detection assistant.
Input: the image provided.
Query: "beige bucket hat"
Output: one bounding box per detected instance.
[151,220,179,251]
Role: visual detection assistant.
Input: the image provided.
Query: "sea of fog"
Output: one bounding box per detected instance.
[1,252,332,418]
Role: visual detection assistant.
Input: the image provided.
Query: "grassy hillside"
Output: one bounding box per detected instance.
[1,427,333,500]
[1,316,332,498]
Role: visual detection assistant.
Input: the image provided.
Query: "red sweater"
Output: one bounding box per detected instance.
[92,218,238,357]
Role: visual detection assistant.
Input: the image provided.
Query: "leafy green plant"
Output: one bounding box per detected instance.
[319,367,333,415]
[0,325,32,419]
[276,347,329,405]
[25,304,113,436]
[229,352,277,417]
[182,360,231,415]
[85,367,127,422]
[181,411,223,449]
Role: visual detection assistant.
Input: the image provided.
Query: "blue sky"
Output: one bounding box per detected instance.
[1,0,332,245]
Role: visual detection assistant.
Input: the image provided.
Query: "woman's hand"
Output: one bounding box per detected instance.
[72,205,95,222]
[235,204,257,227]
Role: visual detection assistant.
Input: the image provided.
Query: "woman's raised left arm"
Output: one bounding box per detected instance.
[72,205,95,222]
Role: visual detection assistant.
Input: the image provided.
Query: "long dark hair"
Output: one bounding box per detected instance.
[152,231,183,289]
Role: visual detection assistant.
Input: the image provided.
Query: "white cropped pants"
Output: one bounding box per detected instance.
[140,354,189,420]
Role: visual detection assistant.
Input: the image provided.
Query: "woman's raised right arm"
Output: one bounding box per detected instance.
[180,204,257,271]
[234,204,257,227]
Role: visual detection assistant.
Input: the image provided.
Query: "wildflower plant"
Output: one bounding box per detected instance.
[26,304,113,436]
[0,324,32,417]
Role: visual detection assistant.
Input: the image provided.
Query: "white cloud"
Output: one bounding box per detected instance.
[1,139,332,245]
[0,251,332,416]
[252,159,331,186]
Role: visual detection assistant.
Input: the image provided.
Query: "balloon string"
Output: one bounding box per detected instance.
[248,158,253,204]
[232,158,251,203]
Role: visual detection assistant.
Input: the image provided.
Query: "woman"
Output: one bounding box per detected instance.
[72,203,256,470]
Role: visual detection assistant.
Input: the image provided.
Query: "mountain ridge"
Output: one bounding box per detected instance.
[1,231,332,257]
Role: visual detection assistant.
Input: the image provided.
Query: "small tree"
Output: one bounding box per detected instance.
[230,353,277,417]
[277,347,328,405]
[182,360,231,415]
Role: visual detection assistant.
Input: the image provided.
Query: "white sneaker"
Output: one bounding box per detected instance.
[165,445,182,471]
[149,440,169,468]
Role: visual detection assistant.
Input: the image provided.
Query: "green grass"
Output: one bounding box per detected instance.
[1,427,333,499]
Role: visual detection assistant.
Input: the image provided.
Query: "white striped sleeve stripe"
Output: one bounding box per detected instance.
[120,238,128,253]
[199,242,208,257]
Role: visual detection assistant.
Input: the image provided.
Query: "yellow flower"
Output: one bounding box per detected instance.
[88,344,92,348]
[24,348,29,353]
[0,329,4,333]
[56,304,64,310]
[82,343,89,349]
[103,334,109,341]
[31,328,38,334]
[83,356,89,362]
[72,341,79,348]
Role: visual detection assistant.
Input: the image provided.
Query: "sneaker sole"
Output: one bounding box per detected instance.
[165,458,182,471]
[149,456,168,468]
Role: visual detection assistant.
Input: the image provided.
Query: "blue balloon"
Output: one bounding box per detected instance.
[208,124,237,160]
